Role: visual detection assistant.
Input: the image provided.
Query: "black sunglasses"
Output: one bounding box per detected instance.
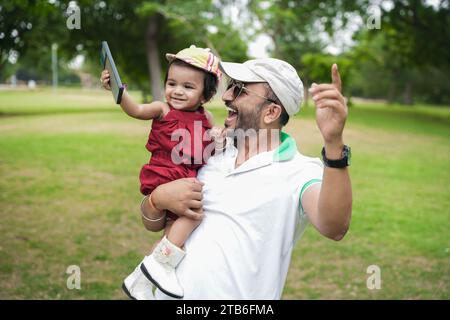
[226,80,277,103]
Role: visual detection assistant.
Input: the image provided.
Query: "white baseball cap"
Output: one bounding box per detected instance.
[219,58,304,116]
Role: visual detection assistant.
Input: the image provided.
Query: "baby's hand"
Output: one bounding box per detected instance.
[101,69,111,91]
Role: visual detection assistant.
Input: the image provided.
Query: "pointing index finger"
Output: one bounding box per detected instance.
[331,63,342,93]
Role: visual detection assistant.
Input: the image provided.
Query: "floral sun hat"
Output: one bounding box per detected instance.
[166,45,222,81]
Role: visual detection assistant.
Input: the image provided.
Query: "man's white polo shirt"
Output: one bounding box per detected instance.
[155,132,323,299]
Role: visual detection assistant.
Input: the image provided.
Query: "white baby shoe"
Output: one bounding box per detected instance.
[122,259,156,300]
[140,236,186,299]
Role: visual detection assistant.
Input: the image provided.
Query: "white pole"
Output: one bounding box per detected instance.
[52,43,58,91]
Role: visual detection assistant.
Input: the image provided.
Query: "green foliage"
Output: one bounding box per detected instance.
[0,1,64,75]
[350,26,450,104]
[1,0,248,97]
[379,0,450,69]
[348,1,450,104]
[136,2,161,16]
[246,0,450,105]
[2,0,450,104]
[208,25,249,63]
[301,53,351,91]
[247,0,368,68]
[67,0,248,95]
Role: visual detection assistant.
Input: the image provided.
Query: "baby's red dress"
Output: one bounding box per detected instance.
[139,104,213,220]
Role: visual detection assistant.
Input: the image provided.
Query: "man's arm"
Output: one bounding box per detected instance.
[302,64,352,241]
[140,178,205,231]
[302,162,352,241]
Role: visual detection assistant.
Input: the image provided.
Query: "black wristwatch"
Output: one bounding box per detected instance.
[321,145,351,168]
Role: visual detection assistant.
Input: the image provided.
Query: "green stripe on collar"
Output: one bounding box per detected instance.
[273,131,298,162]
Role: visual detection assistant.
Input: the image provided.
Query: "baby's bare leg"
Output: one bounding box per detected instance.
[166,216,201,248]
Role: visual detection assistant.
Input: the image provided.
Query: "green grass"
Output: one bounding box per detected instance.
[0,87,449,299]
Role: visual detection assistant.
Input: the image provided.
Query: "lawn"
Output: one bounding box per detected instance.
[0,87,449,299]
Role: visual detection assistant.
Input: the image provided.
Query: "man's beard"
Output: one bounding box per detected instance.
[234,102,265,131]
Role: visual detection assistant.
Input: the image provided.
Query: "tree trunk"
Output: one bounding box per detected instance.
[0,53,7,80]
[145,15,163,101]
[387,68,399,104]
[387,84,396,104]
[403,81,413,105]
[303,78,310,108]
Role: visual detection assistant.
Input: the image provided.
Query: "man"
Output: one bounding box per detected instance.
[125,58,352,299]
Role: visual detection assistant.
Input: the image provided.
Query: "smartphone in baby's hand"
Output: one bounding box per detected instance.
[100,41,124,104]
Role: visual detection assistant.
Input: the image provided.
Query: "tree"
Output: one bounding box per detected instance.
[301,53,352,104]
[0,1,64,79]
[1,0,249,99]
[136,0,225,100]
[62,0,248,99]
[349,0,450,104]
[247,0,370,103]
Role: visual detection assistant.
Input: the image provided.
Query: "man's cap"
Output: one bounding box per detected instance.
[166,45,222,81]
[220,58,304,116]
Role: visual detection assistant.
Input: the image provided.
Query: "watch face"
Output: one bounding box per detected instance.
[345,146,351,166]
[321,145,351,167]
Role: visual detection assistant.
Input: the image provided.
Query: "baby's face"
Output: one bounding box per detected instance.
[165,64,205,111]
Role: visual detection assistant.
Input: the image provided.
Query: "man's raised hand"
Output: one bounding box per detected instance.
[309,64,348,150]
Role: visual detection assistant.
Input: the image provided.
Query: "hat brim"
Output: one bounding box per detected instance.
[219,62,265,82]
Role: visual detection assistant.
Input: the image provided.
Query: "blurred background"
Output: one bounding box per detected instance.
[0,0,449,299]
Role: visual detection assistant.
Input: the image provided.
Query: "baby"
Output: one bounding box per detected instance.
[101,45,225,299]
